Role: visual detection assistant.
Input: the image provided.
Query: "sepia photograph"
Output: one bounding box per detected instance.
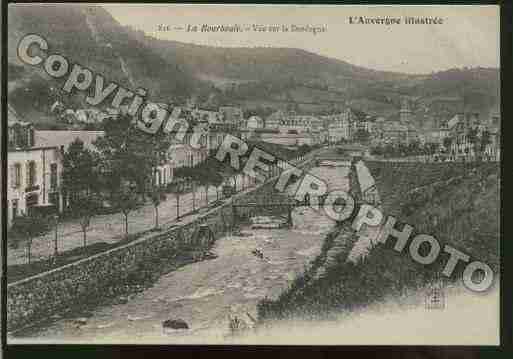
[3,3,501,346]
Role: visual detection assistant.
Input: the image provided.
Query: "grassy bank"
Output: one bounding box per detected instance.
[258,161,499,320]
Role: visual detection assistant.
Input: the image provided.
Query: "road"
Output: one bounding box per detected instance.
[7,173,251,266]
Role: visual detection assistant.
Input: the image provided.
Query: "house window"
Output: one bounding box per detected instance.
[11,199,19,219]
[8,128,15,148]
[11,163,21,188]
[26,193,39,215]
[50,163,58,190]
[28,128,35,147]
[26,161,36,187]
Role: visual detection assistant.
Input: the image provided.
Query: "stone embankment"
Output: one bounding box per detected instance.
[313,160,381,279]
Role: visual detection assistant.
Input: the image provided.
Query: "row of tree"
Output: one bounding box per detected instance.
[371,141,439,158]
[370,129,493,159]
[60,113,173,246]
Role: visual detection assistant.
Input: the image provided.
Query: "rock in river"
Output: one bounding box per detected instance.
[162,319,189,330]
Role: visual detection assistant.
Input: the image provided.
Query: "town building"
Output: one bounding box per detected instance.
[423,126,450,145]
[7,106,63,227]
[246,116,264,130]
[164,111,209,170]
[167,143,208,169]
[311,129,328,145]
[207,125,229,152]
[279,114,322,133]
[265,110,285,129]
[442,109,500,161]
[191,108,223,124]
[399,98,413,125]
[354,115,375,135]
[483,127,500,161]
[326,113,351,144]
[219,106,244,127]
[34,130,105,152]
[377,120,410,144]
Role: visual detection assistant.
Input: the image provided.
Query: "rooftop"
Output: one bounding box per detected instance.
[34,130,105,150]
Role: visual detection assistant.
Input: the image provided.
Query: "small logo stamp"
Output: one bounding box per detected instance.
[425,280,445,310]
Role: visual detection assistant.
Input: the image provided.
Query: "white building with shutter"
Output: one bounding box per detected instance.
[7,106,63,228]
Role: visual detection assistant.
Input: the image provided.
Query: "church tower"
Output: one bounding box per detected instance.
[399,98,412,125]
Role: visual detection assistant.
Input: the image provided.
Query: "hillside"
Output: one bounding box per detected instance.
[7,4,198,126]
[8,4,500,127]
[135,26,499,117]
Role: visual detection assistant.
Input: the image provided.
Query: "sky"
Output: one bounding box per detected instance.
[101,4,499,75]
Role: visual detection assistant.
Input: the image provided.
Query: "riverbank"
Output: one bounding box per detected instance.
[256,160,499,344]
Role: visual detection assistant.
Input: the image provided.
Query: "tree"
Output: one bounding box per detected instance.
[480,130,491,153]
[381,143,392,158]
[62,138,99,211]
[150,188,166,230]
[211,170,224,202]
[94,113,171,202]
[443,137,453,153]
[10,214,50,264]
[195,165,223,206]
[467,127,479,155]
[398,142,409,157]
[74,197,97,249]
[112,189,139,238]
[354,129,371,142]
[298,144,311,156]
[371,145,383,156]
[424,142,439,156]
[407,140,421,155]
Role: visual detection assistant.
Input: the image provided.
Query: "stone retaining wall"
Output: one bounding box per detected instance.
[6,202,233,331]
[355,160,381,208]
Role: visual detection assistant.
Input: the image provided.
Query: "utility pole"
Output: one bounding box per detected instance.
[287,204,293,228]
[176,186,181,221]
[53,214,59,261]
[192,180,196,212]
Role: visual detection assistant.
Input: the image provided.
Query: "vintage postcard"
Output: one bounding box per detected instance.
[4,3,500,345]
